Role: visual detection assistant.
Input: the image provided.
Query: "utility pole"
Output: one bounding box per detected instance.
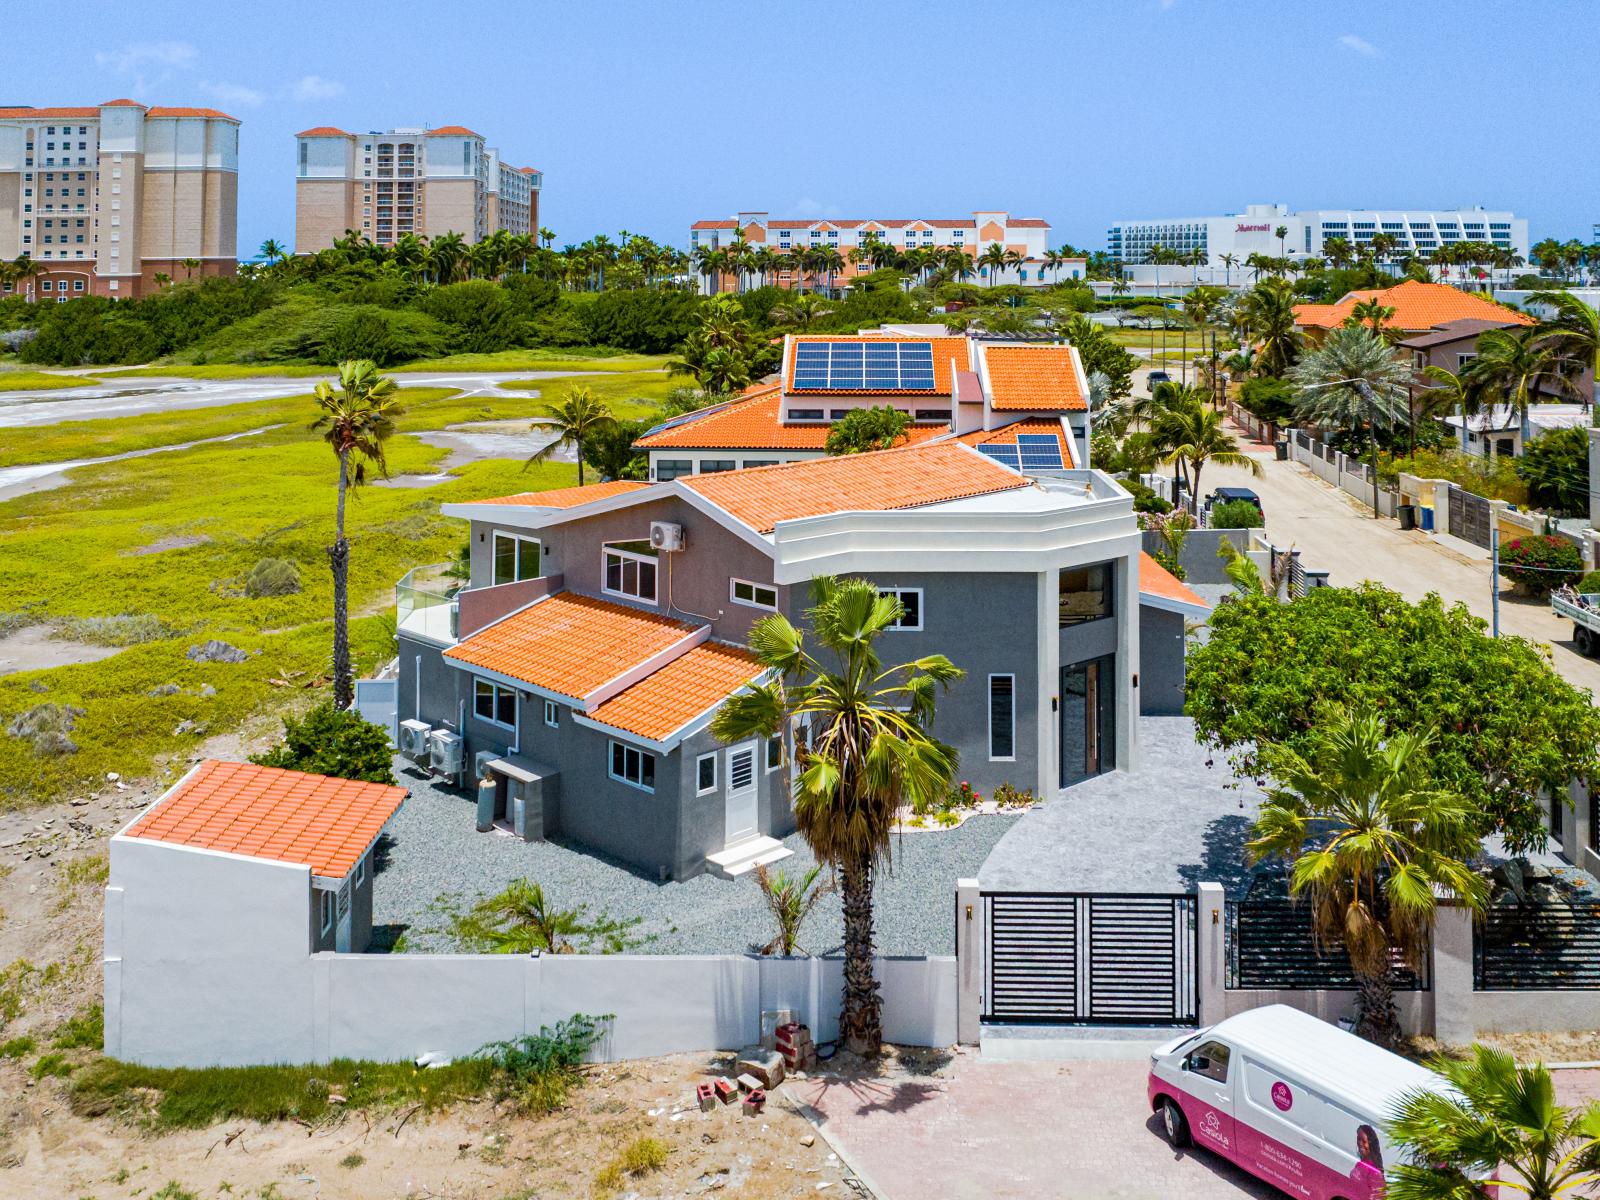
[1491,522,1501,638]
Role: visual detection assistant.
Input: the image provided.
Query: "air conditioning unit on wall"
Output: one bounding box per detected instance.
[649,521,684,552]
[399,719,431,761]
[428,729,463,777]
[474,750,499,781]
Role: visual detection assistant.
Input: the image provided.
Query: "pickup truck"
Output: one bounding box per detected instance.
[1552,591,1600,655]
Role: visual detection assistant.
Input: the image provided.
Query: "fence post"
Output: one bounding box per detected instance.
[955,878,981,1045]
[1197,882,1226,1026]
[1430,903,1474,1044]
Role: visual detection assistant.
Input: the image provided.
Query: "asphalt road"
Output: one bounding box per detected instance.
[1204,426,1600,698]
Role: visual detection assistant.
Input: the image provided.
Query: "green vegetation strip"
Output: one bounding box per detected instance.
[0,371,97,391]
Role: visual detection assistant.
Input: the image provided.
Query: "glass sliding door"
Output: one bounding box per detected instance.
[1060,655,1115,788]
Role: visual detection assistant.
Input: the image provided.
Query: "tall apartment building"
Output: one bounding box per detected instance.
[0,99,239,301]
[294,125,541,253]
[688,211,1076,292]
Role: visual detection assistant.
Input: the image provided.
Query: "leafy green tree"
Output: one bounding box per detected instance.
[1515,426,1591,515]
[526,384,616,486]
[581,417,650,482]
[422,280,522,353]
[250,701,396,784]
[320,309,406,367]
[825,406,913,455]
[1186,583,1600,852]
[1248,711,1486,1045]
[1237,377,1299,425]
[711,578,963,1053]
[1058,313,1136,399]
[581,287,701,353]
[1387,1044,1600,1199]
[311,360,403,709]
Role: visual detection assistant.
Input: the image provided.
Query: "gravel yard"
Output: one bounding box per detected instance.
[373,759,1016,957]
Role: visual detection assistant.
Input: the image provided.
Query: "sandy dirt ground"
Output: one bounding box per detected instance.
[0,625,123,675]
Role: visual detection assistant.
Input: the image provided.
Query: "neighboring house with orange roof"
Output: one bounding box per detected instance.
[389,441,1207,880]
[1291,280,1533,339]
[634,332,1094,480]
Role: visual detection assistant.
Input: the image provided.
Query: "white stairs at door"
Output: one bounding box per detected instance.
[705,836,792,880]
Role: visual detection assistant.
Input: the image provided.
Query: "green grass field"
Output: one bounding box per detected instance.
[0,370,98,391]
[77,350,671,381]
[96,363,338,380]
[0,359,660,808]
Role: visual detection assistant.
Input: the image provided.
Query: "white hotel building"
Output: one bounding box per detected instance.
[1106,202,1529,280]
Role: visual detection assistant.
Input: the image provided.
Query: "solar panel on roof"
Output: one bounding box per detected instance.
[1016,433,1064,470]
[829,343,865,389]
[640,401,734,439]
[790,340,941,391]
[792,342,830,390]
[977,444,1022,469]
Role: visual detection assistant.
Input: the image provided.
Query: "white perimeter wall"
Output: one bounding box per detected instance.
[106,841,955,1067]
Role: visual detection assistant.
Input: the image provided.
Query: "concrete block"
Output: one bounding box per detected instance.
[714,1078,737,1104]
[761,1008,796,1050]
[743,1088,765,1115]
[696,1082,716,1112]
[737,1049,785,1089]
[736,1072,763,1093]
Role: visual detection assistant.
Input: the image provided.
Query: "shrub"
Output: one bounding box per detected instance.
[319,310,406,367]
[249,702,396,784]
[477,1014,609,1114]
[1209,498,1264,529]
[7,703,84,755]
[1124,477,1172,514]
[826,406,912,455]
[245,558,303,599]
[1237,377,1298,425]
[423,281,523,354]
[580,288,701,353]
[595,1135,669,1194]
[53,1004,103,1050]
[1497,534,1583,596]
[993,782,1037,808]
[54,613,178,646]
[528,306,591,347]
[1515,426,1590,517]
[1579,570,1600,595]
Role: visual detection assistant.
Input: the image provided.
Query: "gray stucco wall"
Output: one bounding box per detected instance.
[1140,529,1249,586]
[1139,607,1187,715]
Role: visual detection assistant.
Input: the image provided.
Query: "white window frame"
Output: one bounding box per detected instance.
[879,588,924,631]
[320,889,335,935]
[602,541,659,604]
[354,854,366,887]
[988,673,1016,762]
[765,734,783,773]
[730,578,779,611]
[473,677,518,730]
[696,751,719,795]
[609,740,656,793]
[491,531,541,586]
[543,699,559,728]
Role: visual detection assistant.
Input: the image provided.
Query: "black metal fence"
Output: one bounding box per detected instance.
[1474,901,1600,991]
[1227,898,1430,991]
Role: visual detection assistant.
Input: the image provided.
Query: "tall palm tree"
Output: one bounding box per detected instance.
[1218,252,1239,286]
[711,577,963,1053]
[1153,387,1263,503]
[978,243,1010,288]
[525,384,616,486]
[1465,326,1585,445]
[1387,1043,1600,1200]
[1239,278,1302,376]
[1534,291,1600,418]
[538,226,556,251]
[1289,324,1411,451]
[1349,298,1397,338]
[311,360,404,710]
[1274,224,1288,260]
[259,238,288,268]
[1420,364,1483,454]
[1248,711,1486,1047]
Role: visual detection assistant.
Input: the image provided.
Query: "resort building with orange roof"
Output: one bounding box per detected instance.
[294,123,540,253]
[689,210,1081,293]
[0,99,240,299]
[635,330,1095,481]
[389,439,1207,881]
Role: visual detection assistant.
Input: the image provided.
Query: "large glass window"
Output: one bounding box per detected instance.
[609,741,656,792]
[603,540,659,602]
[1059,563,1113,626]
[492,532,540,585]
[474,678,517,728]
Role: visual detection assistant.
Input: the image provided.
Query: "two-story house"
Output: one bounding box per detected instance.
[393,440,1206,881]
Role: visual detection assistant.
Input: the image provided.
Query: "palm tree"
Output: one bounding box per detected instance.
[1248,711,1486,1046]
[1154,387,1263,504]
[711,578,963,1053]
[1274,224,1289,260]
[538,226,556,251]
[1387,1043,1600,1200]
[179,256,201,282]
[1323,237,1354,270]
[1289,325,1411,448]
[259,238,288,268]
[1420,364,1483,453]
[311,360,404,710]
[1349,298,1397,338]
[1535,291,1600,418]
[978,243,1010,287]
[1465,326,1586,445]
[753,863,836,956]
[1219,252,1239,286]
[151,272,172,290]
[1239,279,1302,376]
[525,384,616,486]
[771,293,835,331]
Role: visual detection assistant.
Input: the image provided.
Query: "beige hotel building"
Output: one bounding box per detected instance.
[294,124,541,252]
[0,99,240,300]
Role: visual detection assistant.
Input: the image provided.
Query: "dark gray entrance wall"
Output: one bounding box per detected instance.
[787,571,1042,800]
[674,724,796,874]
[1140,530,1248,586]
[1139,607,1187,715]
[469,496,783,646]
[398,635,463,730]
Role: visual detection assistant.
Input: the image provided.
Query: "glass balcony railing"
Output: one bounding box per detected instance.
[397,562,462,642]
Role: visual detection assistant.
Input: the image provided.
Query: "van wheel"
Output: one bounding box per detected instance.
[1160,1098,1191,1147]
[1577,626,1595,656]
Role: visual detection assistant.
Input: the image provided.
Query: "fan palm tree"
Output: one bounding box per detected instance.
[311,360,404,710]
[1153,387,1262,503]
[1465,327,1585,445]
[711,578,963,1053]
[1387,1043,1600,1199]
[1248,711,1486,1046]
[1289,324,1411,451]
[525,384,615,486]
[259,238,288,267]
[771,293,835,331]
[1534,291,1600,418]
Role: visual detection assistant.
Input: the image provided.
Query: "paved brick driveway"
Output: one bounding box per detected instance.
[793,1056,1600,1200]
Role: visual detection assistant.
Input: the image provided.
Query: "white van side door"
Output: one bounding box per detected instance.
[1176,1038,1237,1156]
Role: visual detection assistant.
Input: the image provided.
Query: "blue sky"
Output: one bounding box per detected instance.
[28,0,1598,257]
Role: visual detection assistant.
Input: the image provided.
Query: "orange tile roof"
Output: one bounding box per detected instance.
[1293,280,1533,331]
[147,106,238,120]
[100,98,144,107]
[783,335,971,394]
[1008,218,1051,228]
[982,345,1087,412]
[1139,552,1210,613]
[683,441,1029,533]
[634,389,948,451]
[298,125,353,137]
[692,220,738,231]
[427,125,482,137]
[123,760,406,878]
[444,593,700,701]
[587,642,762,740]
[474,480,651,508]
[0,106,103,119]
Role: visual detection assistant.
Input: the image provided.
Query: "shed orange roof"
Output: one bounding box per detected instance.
[298,125,352,137]
[692,220,737,231]
[683,441,1028,533]
[444,593,700,701]
[957,418,1077,466]
[783,335,971,394]
[1138,552,1210,614]
[474,480,650,508]
[123,760,406,878]
[982,344,1087,411]
[1293,280,1532,331]
[100,98,144,107]
[426,125,482,137]
[634,388,947,451]
[147,106,238,120]
[587,642,762,741]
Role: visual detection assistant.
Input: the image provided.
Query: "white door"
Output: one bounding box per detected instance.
[724,743,759,847]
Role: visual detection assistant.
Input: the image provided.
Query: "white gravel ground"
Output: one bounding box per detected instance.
[372,758,1017,957]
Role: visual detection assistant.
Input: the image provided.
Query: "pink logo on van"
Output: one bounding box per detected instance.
[1270,1082,1293,1111]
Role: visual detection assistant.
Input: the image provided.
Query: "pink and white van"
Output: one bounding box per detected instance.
[1147,1005,1454,1200]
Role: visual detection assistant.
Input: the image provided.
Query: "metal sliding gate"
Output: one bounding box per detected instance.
[981,892,1198,1025]
[1447,485,1493,550]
